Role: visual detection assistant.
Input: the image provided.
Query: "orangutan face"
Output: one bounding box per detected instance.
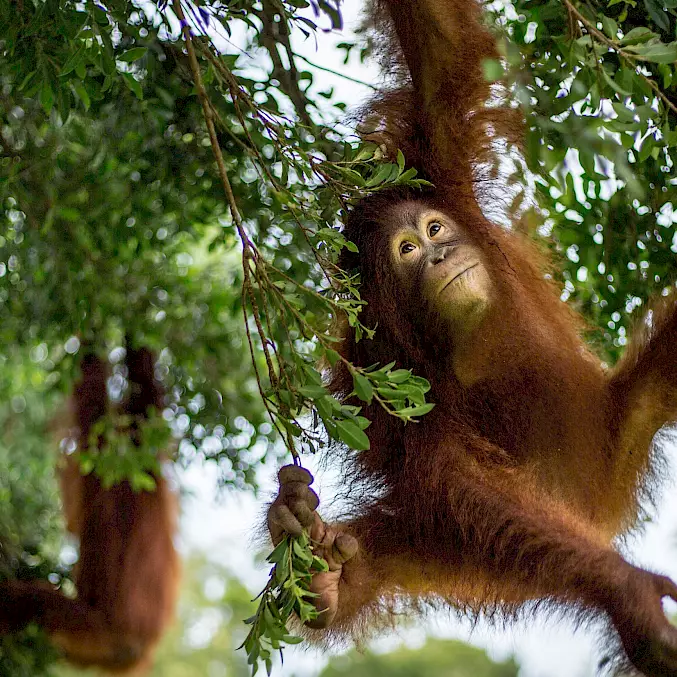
[387,201,492,334]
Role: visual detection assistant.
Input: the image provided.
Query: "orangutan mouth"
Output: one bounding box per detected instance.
[440,262,479,293]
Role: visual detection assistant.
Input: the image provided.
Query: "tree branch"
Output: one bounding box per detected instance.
[173,0,299,460]
[562,0,677,116]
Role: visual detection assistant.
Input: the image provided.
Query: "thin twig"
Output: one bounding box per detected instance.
[240,285,289,447]
[293,52,379,90]
[197,41,338,286]
[174,1,246,236]
[174,0,298,460]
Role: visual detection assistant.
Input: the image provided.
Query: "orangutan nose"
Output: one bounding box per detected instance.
[431,246,450,265]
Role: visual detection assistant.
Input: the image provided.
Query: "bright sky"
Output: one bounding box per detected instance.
[181,2,677,675]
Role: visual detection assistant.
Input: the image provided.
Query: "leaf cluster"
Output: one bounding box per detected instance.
[495,0,677,359]
[4,0,677,671]
[75,410,170,491]
[241,532,327,676]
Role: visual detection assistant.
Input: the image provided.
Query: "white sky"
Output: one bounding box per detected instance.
[180,2,677,675]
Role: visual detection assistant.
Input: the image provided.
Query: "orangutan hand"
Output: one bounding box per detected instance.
[611,566,677,676]
[267,465,358,629]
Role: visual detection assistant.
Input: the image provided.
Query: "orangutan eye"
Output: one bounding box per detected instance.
[399,242,416,256]
[428,222,443,237]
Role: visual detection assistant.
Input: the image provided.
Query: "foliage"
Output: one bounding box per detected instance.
[54,553,255,677]
[0,0,432,486]
[76,409,170,491]
[318,638,519,677]
[1,5,434,668]
[1,0,677,672]
[53,551,522,677]
[0,34,278,488]
[241,532,327,674]
[0,362,67,677]
[494,0,677,359]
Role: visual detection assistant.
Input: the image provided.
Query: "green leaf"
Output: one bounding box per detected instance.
[368,361,395,373]
[629,41,677,62]
[311,555,329,572]
[396,149,406,172]
[620,27,658,45]
[352,371,373,403]
[659,63,673,87]
[60,44,86,76]
[616,68,635,95]
[267,539,289,564]
[17,69,36,91]
[482,58,504,82]
[366,163,395,188]
[602,16,619,38]
[335,166,366,187]
[298,385,327,398]
[122,72,143,99]
[324,349,340,367]
[612,102,635,122]
[281,635,304,644]
[315,396,333,422]
[72,80,91,110]
[353,143,377,162]
[131,472,156,492]
[101,48,116,75]
[302,365,323,386]
[601,67,631,96]
[118,47,148,63]
[354,415,371,430]
[292,538,313,565]
[643,0,670,32]
[388,369,411,384]
[397,167,418,183]
[335,419,370,450]
[40,84,54,114]
[396,403,436,418]
[376,385,408,400]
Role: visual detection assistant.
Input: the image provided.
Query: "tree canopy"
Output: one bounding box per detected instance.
[318,638,519,677]
[1,0,676,672]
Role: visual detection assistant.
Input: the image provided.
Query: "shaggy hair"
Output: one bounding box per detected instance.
[296,2,677,674]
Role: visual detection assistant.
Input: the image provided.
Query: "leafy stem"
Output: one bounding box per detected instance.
[240,532,328,676]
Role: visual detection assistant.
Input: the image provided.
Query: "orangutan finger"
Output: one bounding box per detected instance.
[289,497,316,528]
[298,484,319,511]
[280,481,319,509]
[332,533,358,565]
[309,512,327,543]
[268,503,304,539]
[278,465,313,487]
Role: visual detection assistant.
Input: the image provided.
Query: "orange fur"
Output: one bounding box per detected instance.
[0,349,179,673]
[312,2,677,674]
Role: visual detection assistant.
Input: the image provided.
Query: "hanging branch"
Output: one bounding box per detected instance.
[173,0,300,461]
[171,5,436,673]
[563,0,677,116]
[256,0,314,126]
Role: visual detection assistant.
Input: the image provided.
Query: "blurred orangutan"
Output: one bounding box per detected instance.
[268,1,677,675]
[0,347,179,673]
